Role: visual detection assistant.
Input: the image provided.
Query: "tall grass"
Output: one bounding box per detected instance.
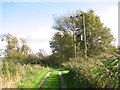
[1,61,52,88]
[0,59,2,89]
[63,56,119,88]
[89,56,119,88]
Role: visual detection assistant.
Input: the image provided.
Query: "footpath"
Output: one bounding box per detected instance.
[37,68,67,89]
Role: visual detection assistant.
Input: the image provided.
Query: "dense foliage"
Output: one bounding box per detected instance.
[50,32,73,60]
[52,10,115,57]
[50,9,119,88]
[63,54,119,88]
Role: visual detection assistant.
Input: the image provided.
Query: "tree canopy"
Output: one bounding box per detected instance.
[50,10,115,57]
[50,32,73,60]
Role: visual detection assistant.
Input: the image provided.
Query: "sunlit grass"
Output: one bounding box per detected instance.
[19,66,53,88]
[41,68,63,88]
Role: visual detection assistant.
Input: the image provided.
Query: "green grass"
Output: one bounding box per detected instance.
[41,68,64,88]
[18,66,53,88]
[2,60,65,88]
[62,70,93,88]
[2,61,54,88]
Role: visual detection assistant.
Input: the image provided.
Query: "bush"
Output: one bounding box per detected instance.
[63,56,119,88]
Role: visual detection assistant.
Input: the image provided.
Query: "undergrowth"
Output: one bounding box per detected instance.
[63,55,119,88]
[2,61,53,88]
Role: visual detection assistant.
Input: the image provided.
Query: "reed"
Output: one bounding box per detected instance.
[1,61,52,88]
[63,56,119,88]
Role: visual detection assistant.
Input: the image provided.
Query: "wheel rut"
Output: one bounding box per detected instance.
[37,69,56,89]
[37,68,67,89]
[59,70,67,88]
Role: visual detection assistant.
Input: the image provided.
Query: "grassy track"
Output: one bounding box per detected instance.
[41,68,64,88]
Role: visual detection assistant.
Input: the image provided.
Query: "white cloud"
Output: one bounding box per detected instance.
[0,41,6,50]
[28,41,51,55]
[95,6,118,46]
[26,27,57,55]
[0,27,57,55]
[30,27,56,40]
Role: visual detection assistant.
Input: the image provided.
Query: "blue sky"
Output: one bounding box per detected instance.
[0,0,119,55]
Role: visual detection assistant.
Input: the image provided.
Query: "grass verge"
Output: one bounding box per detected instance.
[62,70,93,88]
[18,66,53,88]
[2,61,53,88]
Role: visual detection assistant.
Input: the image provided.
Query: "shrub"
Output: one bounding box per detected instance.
[63,56,119,88]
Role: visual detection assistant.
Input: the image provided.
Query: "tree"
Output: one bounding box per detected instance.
[20,38,31,55]
[36,49,44,59]
[0,49,2,57]
[50,32,73,60]
[53,10,114,57]
[2,34,31,61]
[4,34,20,59]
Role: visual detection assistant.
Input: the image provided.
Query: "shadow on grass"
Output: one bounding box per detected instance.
[62,70,95,88]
